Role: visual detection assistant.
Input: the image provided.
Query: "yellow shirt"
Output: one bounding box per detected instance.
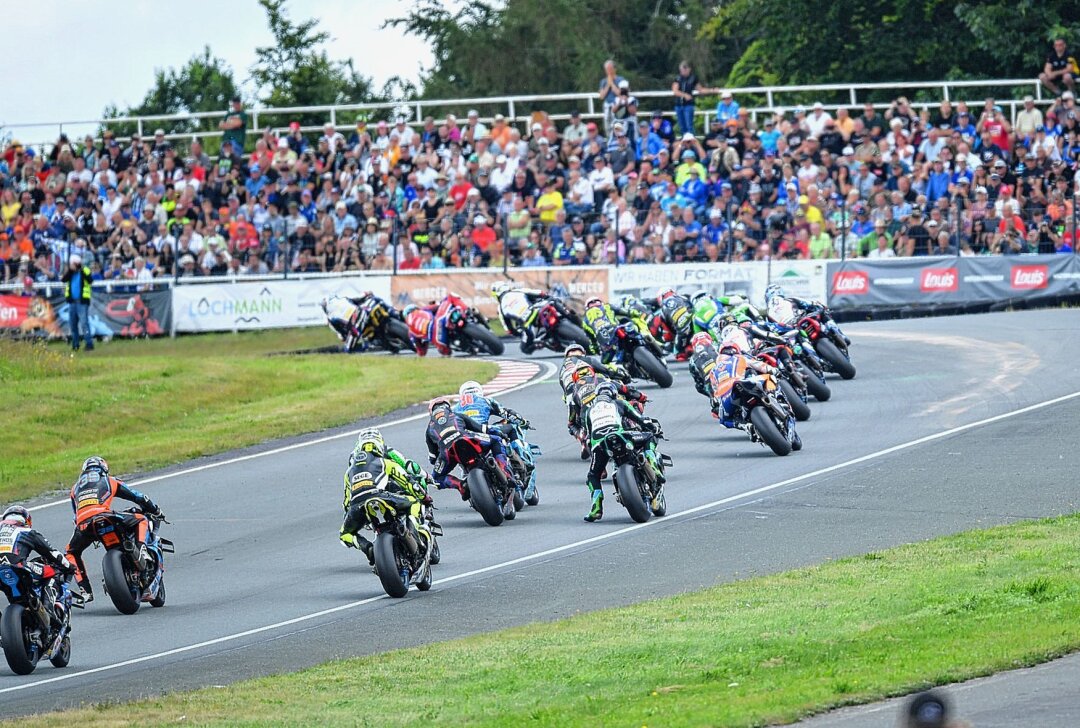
[804,204,824,226]
[1,201,20,225]
[674,162,707,186]
[537,190,563,225]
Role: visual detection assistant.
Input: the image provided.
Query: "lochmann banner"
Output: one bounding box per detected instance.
[0,288,172,339]
[827,255,1080,310]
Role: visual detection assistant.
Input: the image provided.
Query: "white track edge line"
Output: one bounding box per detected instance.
[3,387,1077,695]
[26,359,553,513]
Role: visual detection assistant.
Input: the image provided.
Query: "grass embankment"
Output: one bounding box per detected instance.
[23,514,1080,727]
[0,330,497,503]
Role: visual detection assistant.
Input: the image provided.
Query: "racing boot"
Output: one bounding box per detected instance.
[447,475,469,501]
[584,486,604,523]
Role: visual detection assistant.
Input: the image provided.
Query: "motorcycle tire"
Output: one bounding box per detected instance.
[1,604,40,675]
[525,483,540,507]
[800,365,832,402]
[374,532,409,598]
[632,347,673,388]
[429,537,441,565]
[816,338,856,380]
[467,468,504,527]
[750,406,792,456]
[50,634,71,669]
[103,549,141,615]
[463,324,505,356]
[651,488,667,517]
[416,563,433,592]
[385,319,415,352]
[149,577,166,608]
[556,320,592,350]
[616,463,652,523]
[512,489,525,512]
[778,379,811,422]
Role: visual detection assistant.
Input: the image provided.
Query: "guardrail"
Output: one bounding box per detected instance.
[2,77,1044,149]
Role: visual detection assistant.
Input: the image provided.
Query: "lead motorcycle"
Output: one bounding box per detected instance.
[796,304,855,380]
[84,507,173,615]
[0,558,83,675]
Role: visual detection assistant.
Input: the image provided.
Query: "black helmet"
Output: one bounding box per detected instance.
[596,381,618,399]
[564,343,586,358]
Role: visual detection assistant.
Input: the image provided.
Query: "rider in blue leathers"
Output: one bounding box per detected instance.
[763,284,850,345]
[454,381,538,502]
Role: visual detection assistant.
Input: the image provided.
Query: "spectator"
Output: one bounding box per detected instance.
[598,60,626,134]
[1040,38,1077,95]
[1015,95,1044,139]
[219,96,247,153]
[671,61,714,136]
[61,253,94,352]
[715,91,740,125]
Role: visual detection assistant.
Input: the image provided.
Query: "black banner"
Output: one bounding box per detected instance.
[40,288,173,339]
[827,255,1080,311]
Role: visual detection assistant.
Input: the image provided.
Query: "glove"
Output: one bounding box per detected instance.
[340,532,357,549]
[636,393,649,404]
[767,366,780,377]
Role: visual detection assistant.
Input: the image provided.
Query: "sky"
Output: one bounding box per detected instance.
[3,0,433,135]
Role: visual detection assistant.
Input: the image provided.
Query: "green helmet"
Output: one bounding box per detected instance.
[352,428,385,461]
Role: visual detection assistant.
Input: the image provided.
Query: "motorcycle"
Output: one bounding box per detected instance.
[84,508,173,615]
[587,400,672,524]
[498,296,591,355]
[796,305,855,380]
[604,322,673,388]
[753,341,812,422]
[0,558,83,675]
[450,434,521,527]
[349,461,441,598]
[440,298,505,356]
[492,415,543,508]
[713,364,802,456]
[344,296,414,354]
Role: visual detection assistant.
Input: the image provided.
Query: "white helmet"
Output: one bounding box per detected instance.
[458,381,484,398]
[491,281,512,296]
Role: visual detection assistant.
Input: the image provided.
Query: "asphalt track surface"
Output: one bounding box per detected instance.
[3,308,1079,720]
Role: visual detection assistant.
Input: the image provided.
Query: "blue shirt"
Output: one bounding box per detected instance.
[679,179,708,208]
[703,222,728,244]
[599,75,626,106]
[715,100,741,123]
[757,129,782,152]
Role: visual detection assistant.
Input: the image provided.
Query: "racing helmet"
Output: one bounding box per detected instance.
[353,428,385,459]
[491,281,512,296]
[429,397,452,414]
[691,332,713,351]
[82,456,109,475]
[619,295,642,312]
[572,364,595,383]
[690,290,710,305]
[595,381,618,399]
[719,341,742,356]
[2,505,30,528]
[563,343,586,358]
[402,304,418,317]
[585,297,604,310]
[459,380,484,398]
[764,284,784,304]
[656,288,676,305]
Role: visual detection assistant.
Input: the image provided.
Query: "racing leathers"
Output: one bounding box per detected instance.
[340,448,431,565]
[323,293,375,350]
[709,350,775,428]
[65,472,161,598]
[688,338,722,400]
[454,393,528,445]
[0,518,74,625]
[495,287,574,353]
[655,293,694,359]
[432,294,468,356]
[425,408,519,497]
[405,306,437,356]
[561,357,646,455]
[766,295,849,344]
[582,302,635,363]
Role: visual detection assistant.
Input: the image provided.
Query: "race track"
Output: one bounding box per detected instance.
[4,308,1079,717]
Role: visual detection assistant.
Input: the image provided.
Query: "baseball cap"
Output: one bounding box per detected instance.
[1064,91,1075,100]
[708,209,722,218]
[721,90,733,99]
[842,145,854,155]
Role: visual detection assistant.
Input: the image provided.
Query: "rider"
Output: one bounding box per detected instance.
[431,293,468,357]
[654,288,695,361]
[710,340,777,428]
[425,398,521,499]
[492,281,575,354]
[454,380,536,500]
[686,331,721,400]
[0,506,77,624]
[321,292,376,350]
[581,297,636,363]
[617,295,665,350]
[763,284,850,344]
[561,346,647,458]
[64,457,163,603]
[573,376,664,522]
[403,304,437,356]
[340,428,432,566]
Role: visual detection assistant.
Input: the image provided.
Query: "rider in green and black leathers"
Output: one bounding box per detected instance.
[570,364,663,522]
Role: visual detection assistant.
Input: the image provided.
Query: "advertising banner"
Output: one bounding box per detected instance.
[610,260,827,305]
[0,294,65,338]
[827,255,1080,310]
[390,267,609,319]
[173,276,391,332]
[1,288,172,339]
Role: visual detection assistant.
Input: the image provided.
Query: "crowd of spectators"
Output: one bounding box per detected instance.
[3,45,1080,285]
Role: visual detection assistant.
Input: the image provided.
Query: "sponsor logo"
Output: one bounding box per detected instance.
[1011,265,1048,290]
[920,267,958,292]
[832,271,869,295]
[187,288,284,324]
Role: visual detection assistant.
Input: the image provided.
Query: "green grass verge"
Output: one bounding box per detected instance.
[20,514,1080,727]
[0,331,497,503]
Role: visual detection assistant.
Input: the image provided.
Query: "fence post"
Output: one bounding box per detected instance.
[955,198,962,257]
[283,234,290,280]
[1073,195,1078,255]
[392,219,399,276]
[839,197,847,261]
[614,208,620,268]
[168,280,177,339]
[502,213,510,274]
[726,207,734,263]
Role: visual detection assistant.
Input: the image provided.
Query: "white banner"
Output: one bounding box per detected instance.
[610,261,827,305]
[173,276,392,332]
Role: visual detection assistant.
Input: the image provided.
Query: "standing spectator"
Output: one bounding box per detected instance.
[598,60,626,135]
[61,253,94,351]
[671,61,712,136]
[715,91,740,125]
[1040,38,1077,95]
[219,96,248,153]
[1015,95,1044,139]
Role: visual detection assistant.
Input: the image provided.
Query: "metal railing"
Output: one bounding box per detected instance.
[2,77,1044,149]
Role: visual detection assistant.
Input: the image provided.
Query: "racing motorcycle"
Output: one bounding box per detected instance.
[492,414,543,508]
[0,558,83,675]
[712,362,802,456]
[753,340,812,422]
[605,322,673,388]
[85,508,173,615]
[344,296,414,354]
[587,400,672,524]
[440,299,505,356]
[349,461,441,598]
[497,296,591,355]
[796,305,855,380]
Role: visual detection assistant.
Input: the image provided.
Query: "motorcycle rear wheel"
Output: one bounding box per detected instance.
[463,324,505,356]
[556,320,592,350]
[778,379,811,421]
[800,365,832,402]
[103,549,141,615]
[385,319,414,352]
[467,468,504,527]
[616,463,652,523]
[374,532,409,598]
[632,347,673,388]
[1,604,40,675]
[750,406,792,456]
[816,338,856,380]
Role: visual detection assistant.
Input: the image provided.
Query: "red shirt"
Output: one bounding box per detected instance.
[399,256,421,270]
[449,182,473,210]
[471,225,496,252]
